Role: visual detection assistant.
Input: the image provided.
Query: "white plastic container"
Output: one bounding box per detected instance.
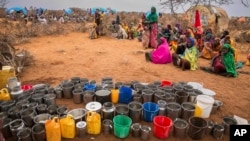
[198,88,216,97]
[196,95,214,118]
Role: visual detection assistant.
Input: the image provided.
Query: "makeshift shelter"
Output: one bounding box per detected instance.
[184,5,229,33]
[6,7,28,15]
[64,8,73,15]
[36,8,46,15]
[91,7,107,15]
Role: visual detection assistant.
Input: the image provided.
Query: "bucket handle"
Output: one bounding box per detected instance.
[0,88,8,94]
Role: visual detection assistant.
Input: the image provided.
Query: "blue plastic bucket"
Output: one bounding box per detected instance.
[143,102,159,122]
[118,86,132,104]
[84,84,96,91]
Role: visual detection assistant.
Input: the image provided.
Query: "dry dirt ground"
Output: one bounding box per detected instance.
[10,32,250,141]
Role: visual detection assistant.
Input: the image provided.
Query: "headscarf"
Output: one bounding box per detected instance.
[222,44,237,77]
[221,30,229,39]
[146,7,158,23]
[186,37,195,48]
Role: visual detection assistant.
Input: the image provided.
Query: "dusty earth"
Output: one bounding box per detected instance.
[8,32,250,141]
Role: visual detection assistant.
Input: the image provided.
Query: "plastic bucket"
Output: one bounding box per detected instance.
[188,116,208,140]
[142,102,159,122]
[161,80,172,87]
[119,86,132,104]
[21,85,33,91]
[153,116,172,139]
[113,115,132,139]
[84,84,96,91]
[195,95,214,118]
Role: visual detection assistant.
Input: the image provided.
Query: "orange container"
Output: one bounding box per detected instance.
[45,117,61,141]
[111,89,119,104]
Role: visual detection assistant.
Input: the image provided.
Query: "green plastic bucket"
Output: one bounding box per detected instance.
[113,115,132,138]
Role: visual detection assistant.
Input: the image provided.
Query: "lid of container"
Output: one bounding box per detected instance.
[198,88,216,97]
[196,95,214,104]
[85,102,102,111]
[76,121,86,128]
[95,90,110,96]
[187,82,203,89]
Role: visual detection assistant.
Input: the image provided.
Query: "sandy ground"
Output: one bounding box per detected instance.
[8,32,250,141]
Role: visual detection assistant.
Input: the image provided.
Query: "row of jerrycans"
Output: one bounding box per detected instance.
[46,111,100,141]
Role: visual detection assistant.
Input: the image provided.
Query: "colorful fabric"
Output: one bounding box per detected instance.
[146,7,158,23]
[149,23,158,48]
[222,44,237,77]
[181,44,198,70]
[151,37,172,64]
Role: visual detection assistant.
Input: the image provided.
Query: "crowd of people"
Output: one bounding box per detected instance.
[141,6,250,77]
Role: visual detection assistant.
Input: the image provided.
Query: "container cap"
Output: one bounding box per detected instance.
[198,88,216,97]
[196,95,214,104]
[76,121,86,128]
[86,102,102,111]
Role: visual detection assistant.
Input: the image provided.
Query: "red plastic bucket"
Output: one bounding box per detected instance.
[153,116,173,139]
[21,85,33,91]
[161,80,172,87]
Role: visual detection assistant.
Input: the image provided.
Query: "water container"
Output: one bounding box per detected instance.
[0,88,11,101]
[45,117,61,141]
[119,86,132,104]
[60,114,75,138]
[153,116,172,139]
[113,115,132,138]
[11,86,23,101]
[76,121,86,138]
[111,89,119,104]
[195,95,214,118]
[86,111,101,135]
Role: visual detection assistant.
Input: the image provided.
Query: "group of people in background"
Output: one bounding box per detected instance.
[141,6,250,77]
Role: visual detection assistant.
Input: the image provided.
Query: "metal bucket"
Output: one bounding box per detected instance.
[153,90,165,103]
[31,93,44,104]
[173,84,183,93]
[67,108,87,123]
[16,100,30,109]
[17,127,33,141]
[102,119,113,135]
[32,123,46,141]
[76,121,87,138]
[95,90,111,104]
[181,102,195,121]
[166,102,181,121]
[102,102,115,120]
[161,93,174,103]
[18,94,31,102]
[131,123,141,137]
[175,91,189,105]
[211,100,221,114]
[71,76,81,85]
[222,116,237,135]
[206,120,214,135]
[33,114,51,125]
[9,119,25,139]
[1,100,16,112]
[25,102,38,110]
[183,84,193,92]
[73,89,83,104]
[173,118,188,138]
[188,116,208,140]
[160,86,173,93]
[187,91,197,103]
[115,82,123,89]
[132,94,142,103]
[157,100,167,116]
[8,105,22,120]
[83,90,95,104]
[212,124,225,140]
[54,86,63,99]
[140,125,151,140]
[56,106,68,116]
[43,94,56,106]
[20,108,36,127]
[142,89,154,103]
[115,104,129,116]
[1,118,12,139]
[47,105,58,115]
[36,104,48,114]
[62,82,74,99]
[128,102,142,123]
[0,112,8,119]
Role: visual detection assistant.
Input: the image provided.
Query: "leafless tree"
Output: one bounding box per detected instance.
[0,0,9,8]
[159,0,249,14]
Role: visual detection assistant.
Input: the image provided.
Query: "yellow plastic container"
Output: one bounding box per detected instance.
[0,88,11,101]
[111,89,119,104]
[45,117,61,141]
[194,105,202,117]
[86,111,101,135]
[0,68,15,89]
[60,114,75,138]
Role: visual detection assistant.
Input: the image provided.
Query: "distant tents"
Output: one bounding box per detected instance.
[6,7,28,15]
[36,8,46,15]
[64,8,73,15]
[90,7,116,14]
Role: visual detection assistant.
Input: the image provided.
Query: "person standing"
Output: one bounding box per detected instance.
[144,7,158,48]
[94,9,101,36]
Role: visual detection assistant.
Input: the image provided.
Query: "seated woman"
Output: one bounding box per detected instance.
[246,53,250,66]
[200,32,214,59]
[175,35,187,55]
[172,37,198,71]
[221,31,238,62]
[145,37,172,64]
[201,43,237,77]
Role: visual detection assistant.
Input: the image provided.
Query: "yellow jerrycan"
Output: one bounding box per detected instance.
[0,88,11,101]
[194,104,202,117]
[45,117,61,141]
[86,111,101,135]
[60,114,76,138]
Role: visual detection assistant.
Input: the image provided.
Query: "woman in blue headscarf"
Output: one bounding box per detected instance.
[172,37,199,70]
